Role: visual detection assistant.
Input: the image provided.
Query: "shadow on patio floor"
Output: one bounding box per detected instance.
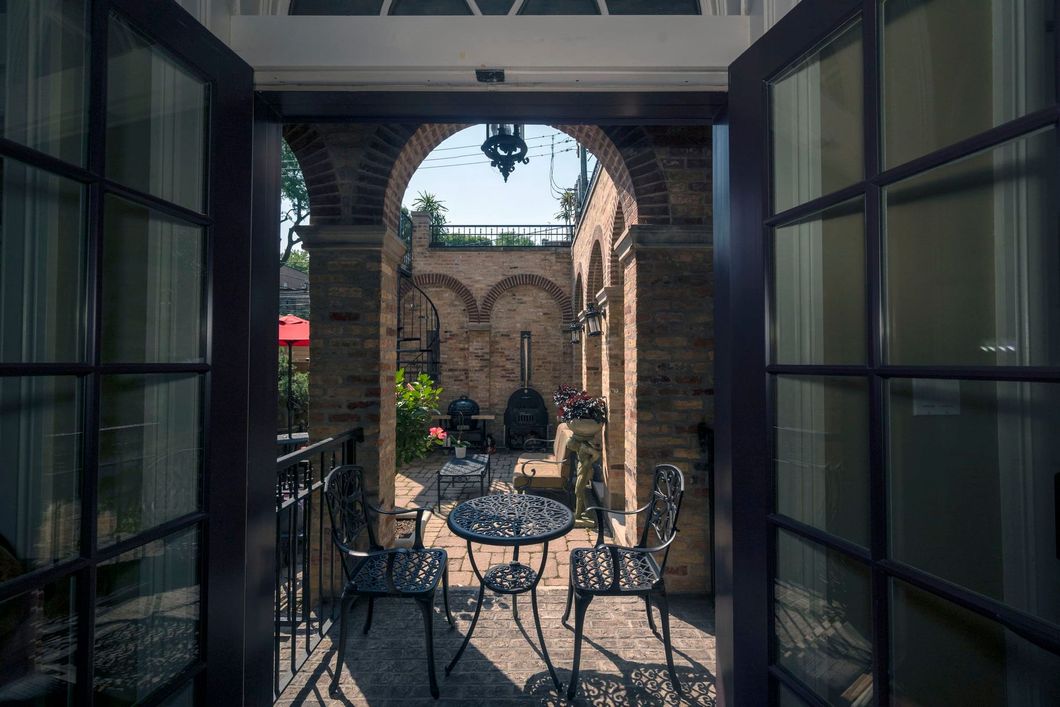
[276,588,716,706]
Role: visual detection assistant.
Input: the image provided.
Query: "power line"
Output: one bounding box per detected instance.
[426,131,569,153]
[415,147,576,170]
[423,138,574,162]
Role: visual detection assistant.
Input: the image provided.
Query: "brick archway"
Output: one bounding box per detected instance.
[480,274,573,324]
[586,229,605,303]
[606,201,626,288]
[405,272,480,323]
[281,124,343,224]
[381,123,663,234]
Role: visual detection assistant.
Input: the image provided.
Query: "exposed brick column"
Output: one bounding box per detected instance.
[597,285,626,510]
[618,225,713,593]
[299,225,404,549]
[581,326,602,397]
[410,211,431,254]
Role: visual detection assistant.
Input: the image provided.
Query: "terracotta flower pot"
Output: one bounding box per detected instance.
[568,419,602,437]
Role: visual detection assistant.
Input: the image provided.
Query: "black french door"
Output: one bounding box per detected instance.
[720,0,1060,705]
[0,1,259,704]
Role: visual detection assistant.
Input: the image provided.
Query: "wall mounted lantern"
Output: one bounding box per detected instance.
[582,303,604,337]
[567,320,582,346]
[481,124,530,182]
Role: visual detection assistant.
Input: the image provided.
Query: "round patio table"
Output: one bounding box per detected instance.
[445,493,573,691]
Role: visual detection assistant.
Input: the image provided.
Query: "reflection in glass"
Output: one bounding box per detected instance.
[98,375,202,547]
[775,376,869,547]
[106,13,207,213]
[95,528,199,706]
[0,377,81,579]
[891,579,1060,705]
[159,682,195,707]
[882,0,1055,167]
[885,129,1058,366]
[889,379,1060,627]
[0,575,77,704]
[770,20,863,213]
[101,196,205,364]
[0,0,87,164]
[0,159,85,363]
[773,529,872,705]
[773,199,865,365]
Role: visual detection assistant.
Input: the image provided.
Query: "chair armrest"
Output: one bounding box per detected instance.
[513,464,539,491]
[522,438,555,452]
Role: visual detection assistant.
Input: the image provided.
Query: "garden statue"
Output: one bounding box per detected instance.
[554,386,607,527]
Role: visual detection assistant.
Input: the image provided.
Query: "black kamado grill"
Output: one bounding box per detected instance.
[447,394,484,446]
[504,332,549,449]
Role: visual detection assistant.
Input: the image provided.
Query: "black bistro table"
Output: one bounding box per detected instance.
[445,493,573,691]
[437,452,491,506]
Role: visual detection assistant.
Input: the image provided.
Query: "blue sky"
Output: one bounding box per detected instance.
[403,124,596,225]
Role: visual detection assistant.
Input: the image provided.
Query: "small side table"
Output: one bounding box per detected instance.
[437,453,491,507]
[445,493,573,691]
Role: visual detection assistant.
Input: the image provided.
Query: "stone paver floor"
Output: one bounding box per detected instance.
[395,451,598,587]
[277,589,717,706]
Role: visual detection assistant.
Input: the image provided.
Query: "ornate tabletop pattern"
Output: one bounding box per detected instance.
[447,493,573,546]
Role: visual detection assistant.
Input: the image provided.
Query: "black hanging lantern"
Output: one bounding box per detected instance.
[481,123,530,182]
[583,304,604,337]
[567,320,582,345]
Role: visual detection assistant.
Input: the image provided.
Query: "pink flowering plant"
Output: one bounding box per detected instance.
[396,368,444,466]
[554,387,607,424]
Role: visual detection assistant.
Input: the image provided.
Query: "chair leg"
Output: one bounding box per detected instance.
[362,597,375,635]
[565,593,592,701]
[512,594,518,621]
[562,575,574,627]
[330,591,356,694]
[442,566,455,628]
[655,587,681,696]
[645,593,658,636]
[417,596,440,699]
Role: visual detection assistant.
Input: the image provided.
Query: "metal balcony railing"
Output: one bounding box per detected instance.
[274,427,364,698]
[429,224,573,247]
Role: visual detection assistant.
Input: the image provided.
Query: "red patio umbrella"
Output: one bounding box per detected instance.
[279,315,310,438]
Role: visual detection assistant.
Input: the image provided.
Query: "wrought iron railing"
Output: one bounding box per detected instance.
[397,276,441,382]
[274,427,364,698]
[399,211,413,272]
[429,224,573,247]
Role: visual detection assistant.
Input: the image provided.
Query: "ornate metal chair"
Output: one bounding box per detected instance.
[562,464,685,700]
[323,465,454,699]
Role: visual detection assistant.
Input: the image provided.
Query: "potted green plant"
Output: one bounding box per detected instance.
[452,437,469,459]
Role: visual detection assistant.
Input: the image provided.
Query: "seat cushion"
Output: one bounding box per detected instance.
[351,548,446,594]
[514,459,568,490]
[571,546,660,592]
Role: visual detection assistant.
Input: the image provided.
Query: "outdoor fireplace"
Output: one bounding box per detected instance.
[504,331,549,448]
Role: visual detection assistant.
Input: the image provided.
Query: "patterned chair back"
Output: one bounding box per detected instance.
[323,465,379,579]
[637,464,685,572]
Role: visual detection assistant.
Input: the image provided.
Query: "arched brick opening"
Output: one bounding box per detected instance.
[586,231,605,303]
[407,272,480,323]
[573,272,584,316]
[480,274,573,324]
[282,124,342,224]
[380,123,668,233]
[607,201,626,288]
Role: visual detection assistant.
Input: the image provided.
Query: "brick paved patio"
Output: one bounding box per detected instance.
[394,451,600,587]
[276,589,717,706]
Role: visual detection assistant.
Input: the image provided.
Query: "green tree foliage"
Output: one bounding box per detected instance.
[278,348,310,431]
[495,232,535,246]
[436,232,492,247]
[285,249,310,273]
[555,188,578,225]
[411,191,448,226]
[395,369,444,466]
[280,140,310,265]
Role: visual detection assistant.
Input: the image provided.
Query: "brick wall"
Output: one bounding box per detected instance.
[405,214,574,419]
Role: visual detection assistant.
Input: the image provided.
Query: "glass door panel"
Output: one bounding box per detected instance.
[772,200,866,365]
[881,0,1056,167]
[884,128,1058,366]
[105,13,207,214]
[770,20,864,214]
[0,0,88,165]
[0,575,78,703]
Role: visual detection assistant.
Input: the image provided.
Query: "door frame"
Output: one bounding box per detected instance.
[720,0,1060,704]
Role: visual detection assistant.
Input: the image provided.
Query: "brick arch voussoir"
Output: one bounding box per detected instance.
[606,200,626,288]
[480,274,573,325]
[410,273,480,323]
[283,123,343,225]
